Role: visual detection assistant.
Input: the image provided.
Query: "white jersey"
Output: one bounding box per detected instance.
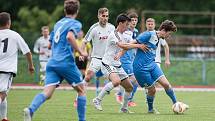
[33,36,50,61]
[102,30,132,67]
[84,22,115,59]
[155,38,167,63]
[0,29,30,74]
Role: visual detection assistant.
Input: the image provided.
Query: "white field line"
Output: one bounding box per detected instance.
[11,86,215,92]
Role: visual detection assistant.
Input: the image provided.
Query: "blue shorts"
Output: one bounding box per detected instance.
[134,64,164,88]
[121,63,134,76]
[45,61,83,87]
[95,70,104,78]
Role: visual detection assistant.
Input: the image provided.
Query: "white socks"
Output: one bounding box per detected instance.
[97,82,114,100]
[0,98,7,120]
[121,92,130,109]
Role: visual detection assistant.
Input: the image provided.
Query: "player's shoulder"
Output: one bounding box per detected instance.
[89,22,100,30]
[106,23,115,29]
[4,29,22,39]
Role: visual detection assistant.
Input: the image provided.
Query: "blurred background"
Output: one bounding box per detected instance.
[1,0,215,85]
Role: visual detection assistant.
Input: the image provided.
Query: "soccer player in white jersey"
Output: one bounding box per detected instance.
[146,18,170,68]
[33,26,51,85]
[92,14,148,113]
[0,12,34,121]
[80,7,115,83]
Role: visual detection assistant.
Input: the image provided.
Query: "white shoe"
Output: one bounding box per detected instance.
[92,98,103,111]
[24,108,32,121]
[119,108,134,113]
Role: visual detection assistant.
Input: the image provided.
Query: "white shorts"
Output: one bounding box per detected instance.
[0,73,13,93]
[101,62,128,81]
[88,58,102,73]
[40,61,48,72]
[156,62,161,68]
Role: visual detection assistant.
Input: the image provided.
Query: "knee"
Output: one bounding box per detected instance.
[148,88,156,96]
[112,81,121,87]
[125,86,133,93]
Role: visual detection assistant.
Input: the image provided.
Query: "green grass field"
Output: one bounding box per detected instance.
[7,89,215,121]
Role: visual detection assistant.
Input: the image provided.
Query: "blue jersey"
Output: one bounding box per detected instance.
[120,28,139,64]
[49,17,82,63]
[133,31,159,70]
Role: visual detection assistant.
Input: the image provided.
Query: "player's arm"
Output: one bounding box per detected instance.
[67,31,87,57]
[163,43,170,68]
[25,52,35,74]
[114,50,126,60]
[117,42,149,52]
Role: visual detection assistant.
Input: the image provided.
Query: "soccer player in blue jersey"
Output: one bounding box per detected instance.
[133,20,188,114]
[115,12,139,107]
[24,1,87,121]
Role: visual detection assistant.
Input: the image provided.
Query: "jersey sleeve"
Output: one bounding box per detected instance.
[136,31,151,44]
[68,21,82,38]
[160,38,167,46]
[33,38,40,53]
[16,33,30,55]
[84,25,96,43]
[109,31,119,44]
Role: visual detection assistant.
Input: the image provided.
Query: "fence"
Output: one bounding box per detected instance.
[14,55,215,86]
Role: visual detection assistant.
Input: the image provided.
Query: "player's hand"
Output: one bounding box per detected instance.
[138,44,149,52]
[165,60,171,68]
[28,65,35,74]
[79,56,85,61]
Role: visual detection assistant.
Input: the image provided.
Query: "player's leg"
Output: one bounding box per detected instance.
[64,65,86,121]
[0,73,13,121]
[128,75,138,107]
[24,65,60,121]
[119,78,133,113]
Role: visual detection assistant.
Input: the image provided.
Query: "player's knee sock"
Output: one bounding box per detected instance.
[147,95,154,111]
[117,85,124,96]
[77,95,86,121]
[129,82,138,101]
[121,92,130,109]
[96,79,100,96]
[97,82,114,100]
[165,88,177,104]
[29,93,47,114]
[0,98,7,119]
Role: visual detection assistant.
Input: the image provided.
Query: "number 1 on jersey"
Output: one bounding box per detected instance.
[1,38,8,53]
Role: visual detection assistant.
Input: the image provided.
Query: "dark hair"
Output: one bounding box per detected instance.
[98,7,109,15]
[116,13,131,25]
[64,0,80,15]
[0,12,10,27]
[159,20,177,32]
[128,12,138,18]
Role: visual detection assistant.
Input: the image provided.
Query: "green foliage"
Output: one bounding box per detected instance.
[8,90,215,121]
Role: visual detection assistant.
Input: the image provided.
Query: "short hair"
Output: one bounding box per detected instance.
[41,26,49,31]
[159,20,177,32]
[0,12,10,27]
[116,13,131,25]
[146,18,155,23]
[128,12,138,18]
[64,0,80,15]
[98,7,109,15]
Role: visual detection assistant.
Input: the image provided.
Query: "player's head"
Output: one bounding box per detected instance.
[41,26,49,38]
[64,0,80,17]
[146,18,155,31]
[0,12,11,29]
[128,12,138,29]
[116,13,131,32]
[97,7,109,27]
[158,20,177,39]
[77,30,84,39]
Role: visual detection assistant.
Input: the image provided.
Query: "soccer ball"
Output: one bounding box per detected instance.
[172,102,189,114]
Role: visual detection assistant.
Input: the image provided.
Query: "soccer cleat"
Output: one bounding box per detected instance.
[148,108,160,114]
[73,100,77,108]
[119,108,134,113]
[2,119,9,121]
[24,108,32,121]
[92,98,103,111]
[128,101,137,107]
[115,93,123,104]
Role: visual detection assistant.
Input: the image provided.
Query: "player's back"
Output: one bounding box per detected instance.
[49,17,82,65]
[0,29,30,73]
[133,31,159,70]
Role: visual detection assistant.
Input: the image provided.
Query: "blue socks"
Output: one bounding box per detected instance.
[129,82,138,101]
[29,93,47,114]
[147,95,154,111]
[165,88,177,104]
[77,96,86,121]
